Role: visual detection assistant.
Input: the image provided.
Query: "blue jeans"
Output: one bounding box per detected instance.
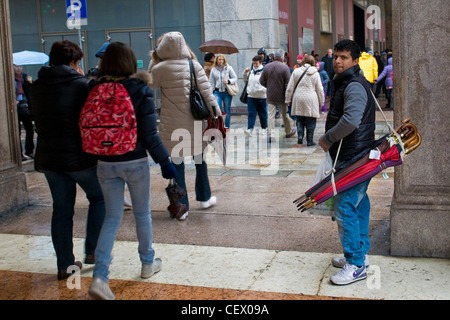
[247,97,268,129]
[214,91,232,128]
[172,156,211,211]
[333,179,371,267]
[44,167,105,271]
[93,159,155,282]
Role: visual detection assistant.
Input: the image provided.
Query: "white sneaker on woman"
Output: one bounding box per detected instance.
[200,196,217,209]
[89,277,115,300]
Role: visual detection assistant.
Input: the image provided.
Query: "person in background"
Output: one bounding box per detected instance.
[358,47,378,91]
[203,52,215,79]
[88,42,177,300]
[321,49,335,96]
[149,31,221,221]
[242,55,268,137]
[374,56,393,109]
[285,55,324,146]
[14,64,35,161]
[259,48,296,143]
[209,53,237,129]
[317,61,330,114]
[257,47,271,66]
[293,54,303,70]
[318,39,376,286]
[30,40,105,281]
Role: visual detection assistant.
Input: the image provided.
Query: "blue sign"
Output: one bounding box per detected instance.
[66,0,88,29]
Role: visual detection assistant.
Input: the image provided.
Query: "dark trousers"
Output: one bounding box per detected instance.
[18,111,34,155]
[173,156,211,211]
[296,116,317,145]
[247,97,268,129]
[44,167,105,270]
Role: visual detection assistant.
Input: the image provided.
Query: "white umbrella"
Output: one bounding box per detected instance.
[13,50,49,66]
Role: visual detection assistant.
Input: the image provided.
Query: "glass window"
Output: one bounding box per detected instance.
[320,0,332,33]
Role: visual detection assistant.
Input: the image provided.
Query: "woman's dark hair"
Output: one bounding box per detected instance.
[99,42,137,77]
[334,39,361,60]
[252,55,262,62]
[49,40,83,66]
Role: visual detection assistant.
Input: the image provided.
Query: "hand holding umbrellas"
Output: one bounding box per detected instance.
[13,50,49,65]
[294,118,422,212]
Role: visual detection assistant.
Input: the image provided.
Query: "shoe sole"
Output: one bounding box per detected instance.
[330,273,367,286]
[88,289,115,300]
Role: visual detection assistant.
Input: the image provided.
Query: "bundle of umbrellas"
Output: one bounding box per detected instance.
[294,118,422,212]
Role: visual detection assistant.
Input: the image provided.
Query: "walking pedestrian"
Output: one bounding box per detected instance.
[285,55,324,146]
[259,49,296,142]
[318,39,376,285]
[321,49,335,96]
[209,53,237,129]
[374,57,393,109]
[149,31,221,221]
[87,42,177,300]
[14,64,35,160]
[317,61,330,113]
[203,52,215,79]
[30,40,106,280]
[359,47,378,91]
[242,55,268,137]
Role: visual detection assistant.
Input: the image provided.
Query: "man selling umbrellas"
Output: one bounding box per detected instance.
[318,39,376,286]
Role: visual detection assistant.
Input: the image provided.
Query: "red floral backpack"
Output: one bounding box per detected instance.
[79,82,137,156]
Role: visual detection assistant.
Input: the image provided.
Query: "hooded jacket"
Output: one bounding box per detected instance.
[242,65,266,99]
[358,52,378,83]
[375,57,393,88]
[285,64,324,118]
[149,32,220,157]
[31,65,97,172]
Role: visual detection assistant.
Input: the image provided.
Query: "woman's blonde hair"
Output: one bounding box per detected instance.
[212,53,228,67]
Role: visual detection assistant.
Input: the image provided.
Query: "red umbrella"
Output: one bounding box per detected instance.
[203,112,227,165]
[294,118,422,212]
[199,40,239,54]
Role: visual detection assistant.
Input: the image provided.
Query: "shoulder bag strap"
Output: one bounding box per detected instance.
[293,66,310,93]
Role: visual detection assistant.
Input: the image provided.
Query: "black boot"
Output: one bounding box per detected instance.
[306,129,316,146]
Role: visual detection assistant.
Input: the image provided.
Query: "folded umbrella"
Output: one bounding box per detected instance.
[203,111,227,165]
[165,179,188,220]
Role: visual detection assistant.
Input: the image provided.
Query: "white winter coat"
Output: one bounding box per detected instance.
[285,64,324,118]
[242,66,266,99]
[149,32,221,157]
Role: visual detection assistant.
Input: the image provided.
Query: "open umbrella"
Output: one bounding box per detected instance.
[13,50,49,65]
[199,40,239,54]
[294,118,422,212]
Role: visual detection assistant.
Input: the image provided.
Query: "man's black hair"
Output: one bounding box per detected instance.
[252,55,263,62]
[334,39,361,60]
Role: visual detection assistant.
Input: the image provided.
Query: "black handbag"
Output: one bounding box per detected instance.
[188,59,210,120]
[17,101,30,117]
[240,81,248,104]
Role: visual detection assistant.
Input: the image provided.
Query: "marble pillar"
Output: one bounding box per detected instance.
[390,0,450,258]
[0,0,29,214]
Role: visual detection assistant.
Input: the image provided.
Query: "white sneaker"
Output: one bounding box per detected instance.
[244,129,253,137]
[141,258,162,279]
[332,255,370,268]
[330,263,367,285]
[124,197,132,210]
[259,128,267,135]
[177,211,189,221]
[89,277,115,300]
[200,196,217,209]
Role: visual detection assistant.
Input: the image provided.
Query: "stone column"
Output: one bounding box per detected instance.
[390,0,450,258]
[0,0,29,214]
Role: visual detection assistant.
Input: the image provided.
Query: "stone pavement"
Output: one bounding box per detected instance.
[1,106,449,302]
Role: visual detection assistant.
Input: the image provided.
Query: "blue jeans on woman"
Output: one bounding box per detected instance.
[44,167,105,271]
[93,158,155,282]
[247,97,268,129]
[214,90,232,128]
[172,156,211,211]
[333,179,372,267]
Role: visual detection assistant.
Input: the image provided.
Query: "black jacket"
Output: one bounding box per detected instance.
[94,71,170,166]
[31,65,97,172]
[326,65,376,162]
